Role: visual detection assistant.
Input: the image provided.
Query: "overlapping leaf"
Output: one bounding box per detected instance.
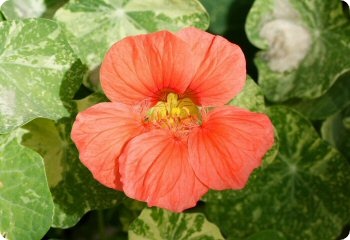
[290,71,350,120]
[0,18,85,133]
[54,0,209,73]
[129,208,224,240]
[246,0,350,101]
[204,106,350,240]
[0,129,54,240]
[322,105,350,160]
[229,77,265,113]
[199,0,233,35]
[22,113,123,228]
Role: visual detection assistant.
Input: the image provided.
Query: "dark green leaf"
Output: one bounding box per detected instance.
[199,0,233,35]
[290,71,350,120]
[321,105,350,160]
[246,230,286,240]
[0,129,54,240]
[129,208,224,240]
[0,10,5,20]
[205,106,350,240]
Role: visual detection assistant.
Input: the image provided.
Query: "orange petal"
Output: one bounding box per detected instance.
[100,31,195,105]
[188,106,274,190]
[119,130,208,212]
[71,102,146,190]
[177,27,246,106]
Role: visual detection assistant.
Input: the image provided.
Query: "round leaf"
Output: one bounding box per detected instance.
[0,129,54,240]
[246,0,350,101]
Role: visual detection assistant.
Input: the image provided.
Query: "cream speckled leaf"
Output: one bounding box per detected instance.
[229,77,265,113]
[21,115,123,228]
[0,19,85,133]
[1,0,46,19]
[246,0,350,101]
[204,106,350,240]
[0,129,54,240]
[54,0,209,71]
[0,0,68,19]
[129,208,224,240]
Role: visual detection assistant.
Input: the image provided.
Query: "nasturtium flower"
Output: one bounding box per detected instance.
[71,27,274,212]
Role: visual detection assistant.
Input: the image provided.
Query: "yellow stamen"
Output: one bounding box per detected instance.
[147,93,199,129]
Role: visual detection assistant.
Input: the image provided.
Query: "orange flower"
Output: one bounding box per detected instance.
[71,27,274,212]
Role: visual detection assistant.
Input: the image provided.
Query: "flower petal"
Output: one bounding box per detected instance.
[119,130,208,212]
[177,27,246,106]
[188,106,274,190]
[71,102,146,190]
[100,31,195,105]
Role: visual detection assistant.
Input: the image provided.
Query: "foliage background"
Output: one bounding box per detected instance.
[0,0,349,239]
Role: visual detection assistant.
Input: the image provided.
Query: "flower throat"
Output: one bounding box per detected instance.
[147,93,200,132]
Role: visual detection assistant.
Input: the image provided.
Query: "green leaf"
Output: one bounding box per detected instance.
[75,92,109,112]
[1,0,46,19]
[54,0,209,72]
[0,19,85,133]
[246,230,286,240]
[321,105,350,160]
[0,0,68,19]
[246,0,350,101]
[0,129,54,240]
[41,0,69,19]
[204,106,350,240]
[290,71,350,120]
[229,77,265,113]
[199,0,233,35]
[129,208,224,240]
[0,11,5,21]
[21,115,123,228]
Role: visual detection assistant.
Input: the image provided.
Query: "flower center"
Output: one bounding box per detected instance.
[147,93,200,131]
